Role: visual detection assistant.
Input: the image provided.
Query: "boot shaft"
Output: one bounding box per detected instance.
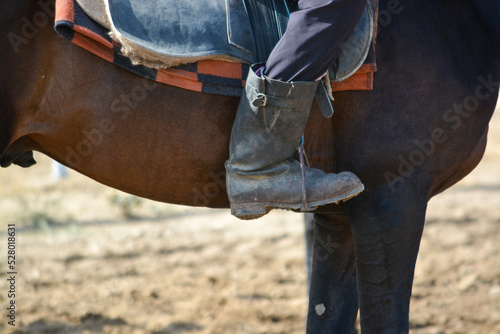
[227,64,318,175]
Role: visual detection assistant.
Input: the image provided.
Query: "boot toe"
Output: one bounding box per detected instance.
[305,168,364,205]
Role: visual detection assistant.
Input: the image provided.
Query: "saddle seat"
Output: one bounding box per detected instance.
[75,0,373,82]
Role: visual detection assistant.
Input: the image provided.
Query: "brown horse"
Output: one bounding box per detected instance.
[1,0,499,332]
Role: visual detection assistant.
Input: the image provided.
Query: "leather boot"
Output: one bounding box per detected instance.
[225,64,364,220]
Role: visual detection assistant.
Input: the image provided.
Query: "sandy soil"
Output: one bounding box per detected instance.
[0,108,499,334]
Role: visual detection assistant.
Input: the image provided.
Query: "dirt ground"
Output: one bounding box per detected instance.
[0,107,499,334]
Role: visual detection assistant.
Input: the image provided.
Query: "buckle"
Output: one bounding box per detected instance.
[251,93,267,107]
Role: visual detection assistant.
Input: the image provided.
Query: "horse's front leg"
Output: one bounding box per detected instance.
[346,184,428,333]
[306,212,359,334]
[304,213,315,289]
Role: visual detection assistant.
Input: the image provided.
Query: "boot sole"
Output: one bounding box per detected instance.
[230,183,365,220]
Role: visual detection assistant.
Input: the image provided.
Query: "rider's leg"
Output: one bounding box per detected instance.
[265,0,366,82]
[225,0,366,220]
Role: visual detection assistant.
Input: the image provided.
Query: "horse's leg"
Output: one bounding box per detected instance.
[304,213,315,290]
[346,184,428,333]
[306,212,359,334]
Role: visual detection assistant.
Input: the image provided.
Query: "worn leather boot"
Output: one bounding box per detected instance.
[225,64,364,220]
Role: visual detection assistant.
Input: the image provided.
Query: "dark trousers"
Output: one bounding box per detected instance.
[264,0,366,82]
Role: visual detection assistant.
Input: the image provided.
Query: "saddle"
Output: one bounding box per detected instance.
[75,0,373,82]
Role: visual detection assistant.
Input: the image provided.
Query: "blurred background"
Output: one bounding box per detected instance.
[0,106,499,334]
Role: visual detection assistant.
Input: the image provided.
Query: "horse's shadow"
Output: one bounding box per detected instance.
[14,314,204,334]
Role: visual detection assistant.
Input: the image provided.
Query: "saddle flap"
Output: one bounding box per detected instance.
[330,1,374,82]
[108,0,255,66]
[226,0,255,56]
[107,0,292,68]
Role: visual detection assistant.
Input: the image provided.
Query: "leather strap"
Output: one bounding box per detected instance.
[315,83,334,118]
[249,89,312,110]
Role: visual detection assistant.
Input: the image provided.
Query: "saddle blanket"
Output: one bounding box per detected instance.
[55,0,378,97]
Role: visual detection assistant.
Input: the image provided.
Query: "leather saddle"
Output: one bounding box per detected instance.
[76,0,373,82]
